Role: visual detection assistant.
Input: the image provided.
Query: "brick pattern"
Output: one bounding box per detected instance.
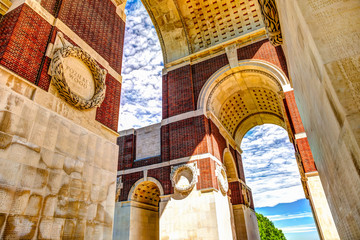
[40,0,58,16]
[161,115,209,161]
[0,6,22,60]
[165,65,195,118]
[0,5,52,85]
[210,120,227,162]
[296,138,317,173]
[197,158,218,190]
[162,74,169,119]
[117,134,136,171]
[229,181,243,205]
[58,0,125,74]
[237,39,288,77]
[148,167,172,195]
[228,182,254,209]
[284,90,305,134]
[192,53,229,105]
[284,91,316,173]
[119,172,143,201]
[95,74,121,131]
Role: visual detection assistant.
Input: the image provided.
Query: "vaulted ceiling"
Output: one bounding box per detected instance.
[204,63,287,145]
[141,0,265,63]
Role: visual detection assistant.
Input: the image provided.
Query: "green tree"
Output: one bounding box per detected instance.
[256,213,287,240]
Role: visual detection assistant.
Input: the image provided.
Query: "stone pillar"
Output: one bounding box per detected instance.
[232,204,260,240]
[306,172,340,240]
[284,90,340,239]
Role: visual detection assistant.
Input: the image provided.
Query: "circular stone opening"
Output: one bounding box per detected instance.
[175,168,193,189]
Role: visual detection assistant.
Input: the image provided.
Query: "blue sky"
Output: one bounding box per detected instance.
[119,1,319,239]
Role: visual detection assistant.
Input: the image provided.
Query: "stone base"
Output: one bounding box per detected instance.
[114,188,236,240]
[232,204,260,240]
[113,201,159,240]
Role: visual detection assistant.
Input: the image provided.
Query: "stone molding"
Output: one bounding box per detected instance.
[51,46,107,110]
[258,0,283,46]
[117,153,222,175]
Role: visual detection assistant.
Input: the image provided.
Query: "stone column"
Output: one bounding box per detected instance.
[306,172,340,240]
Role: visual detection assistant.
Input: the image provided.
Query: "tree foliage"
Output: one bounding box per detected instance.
[256,213,287,240]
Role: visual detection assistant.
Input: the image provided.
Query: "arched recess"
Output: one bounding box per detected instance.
[126,177,164,240]
[197,59,292,147]
[223,148,239,182]
[127,177,164,202]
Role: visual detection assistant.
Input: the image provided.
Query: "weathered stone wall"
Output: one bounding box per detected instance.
[276,0,360,238]
[0,68,119,239]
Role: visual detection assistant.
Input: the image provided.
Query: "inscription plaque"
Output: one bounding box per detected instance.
[51,46,107,110]
[63,57,95,100]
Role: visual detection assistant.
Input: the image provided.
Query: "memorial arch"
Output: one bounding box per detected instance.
[0,0,359,239]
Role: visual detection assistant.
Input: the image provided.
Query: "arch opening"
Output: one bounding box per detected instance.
[199,60,290,149]
[240,124,319,239]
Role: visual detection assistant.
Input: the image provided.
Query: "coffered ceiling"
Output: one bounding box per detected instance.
[141,0,265,63]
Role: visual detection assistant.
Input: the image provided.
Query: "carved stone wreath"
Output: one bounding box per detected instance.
[170,163,199,193]
[215,164,229,194]
[51,46,107,110]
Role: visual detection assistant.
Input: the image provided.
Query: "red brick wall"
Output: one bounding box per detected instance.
[148,167,172,195]
[192,53,229,105]
[119,172,143,201]
[237,39,288,77]
[210,120,227,162]
[228,182,254,209]
[0,5,52,85]
[161,115,209,161]
[162,74,169,119]
[117,134,136,171]
[0,6,22,60]
[296,138,317,173]
[284,91,317,173]
[229,182,243,205]
[58,0,125,73]
[95,74,121,131]
[197,158,218,190]
[229,145,246,183]
[164,65,195,118]
[40,0,58,16]
[284,90,305,134]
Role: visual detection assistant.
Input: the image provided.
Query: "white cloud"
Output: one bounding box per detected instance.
[267,212,314,221]
[280,225,317,233]
[241,124,306,207]
[118,1,163,131]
